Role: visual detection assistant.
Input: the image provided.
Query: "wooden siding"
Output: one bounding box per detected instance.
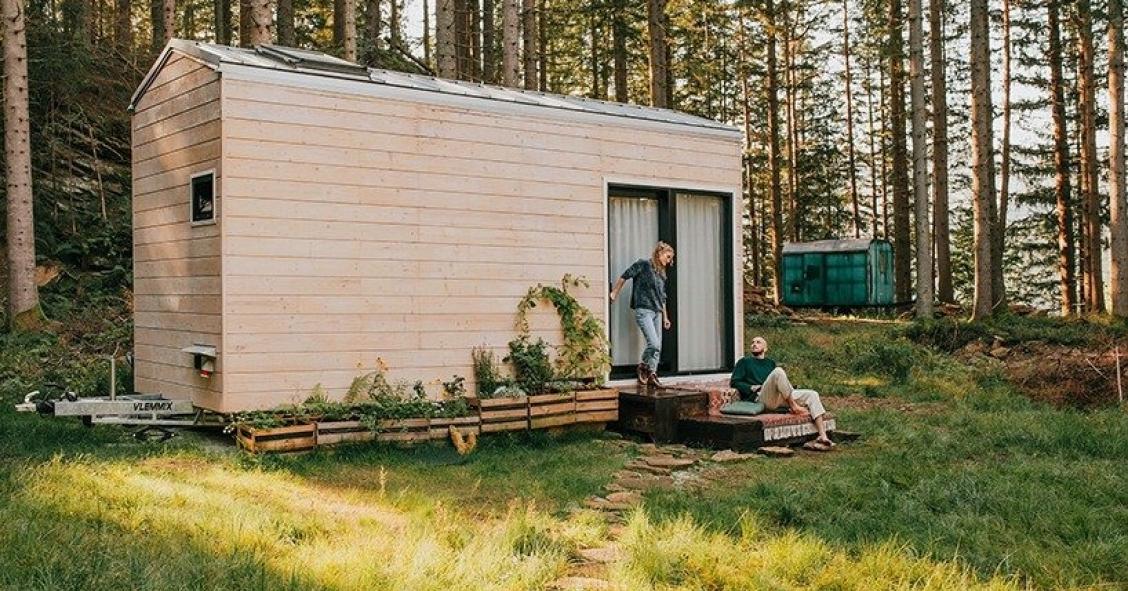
[214,74,741,411]
[131,54,224,409]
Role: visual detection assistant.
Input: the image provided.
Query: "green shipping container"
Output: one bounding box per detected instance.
[779,239,895,307]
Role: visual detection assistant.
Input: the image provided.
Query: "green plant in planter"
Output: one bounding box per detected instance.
[505,336,555,395]
[515,274,611,381]
[472,346,511,398]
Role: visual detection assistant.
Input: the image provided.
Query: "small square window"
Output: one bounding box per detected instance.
[190,171,216,224]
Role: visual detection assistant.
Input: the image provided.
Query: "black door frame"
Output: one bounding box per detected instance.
[607,184,736,379]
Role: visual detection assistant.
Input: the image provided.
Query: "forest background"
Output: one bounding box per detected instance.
[2,0,1126,330]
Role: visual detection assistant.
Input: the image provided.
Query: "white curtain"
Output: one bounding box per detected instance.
[609,196,659,367]
[675,193,724,371]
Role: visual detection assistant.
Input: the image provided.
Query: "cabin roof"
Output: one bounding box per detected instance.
[131,40,740,137]
[781,238,887,255]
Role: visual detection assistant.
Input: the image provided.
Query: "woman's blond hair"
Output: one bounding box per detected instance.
[651,241,675,278]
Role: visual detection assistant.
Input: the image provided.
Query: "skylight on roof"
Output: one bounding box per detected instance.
[255,45,369,77]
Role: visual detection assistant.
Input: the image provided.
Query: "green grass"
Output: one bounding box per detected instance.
[1,318,1126,589]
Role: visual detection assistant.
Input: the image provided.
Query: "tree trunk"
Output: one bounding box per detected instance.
[248,0,273,45]
[1048,0,1076,316]
[739,13,759,285]
[116,0,132,48]
[612,0,627,102]
[993,0,1013,310]
[765,0,783,303]
[842,0,860,239]
[865,55,880,238]
[470,0,481,80]
[930,0,951,302]
[334,0,344,45]
[501,0,518,85]
[277,0,293,45]
[1079,0,1104,312]
[784,27,799,242]
[537,0,546,90]
[482,0,494,81]
[1110,0,1128,315]
[238,0,250,46]
[214,0,232,44]
[889,0,911,305]
[521,0,535,89]
[4,0,42,331]
[437,0,456,77]
[162,0,174,43]
[454,0,467,78]
[970,0,996,320]
[879,64,889,236]
[647,0,667,108]
[909,0,932,317]
[589,5,599,98]
[342,0,357,60]
[423,0,432,69]
[390,0,399,46]
[364,0,380,57]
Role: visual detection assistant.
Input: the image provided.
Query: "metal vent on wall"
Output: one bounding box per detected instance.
[254,45,369,77]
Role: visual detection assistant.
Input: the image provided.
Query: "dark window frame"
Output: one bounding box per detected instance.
[190,170,217,225]
[607,183,736,379]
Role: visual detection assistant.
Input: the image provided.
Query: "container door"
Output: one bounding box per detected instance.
[608,193,660,368]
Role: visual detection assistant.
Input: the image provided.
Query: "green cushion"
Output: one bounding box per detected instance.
[720,401,765,416]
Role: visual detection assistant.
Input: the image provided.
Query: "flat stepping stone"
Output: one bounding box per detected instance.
[711,450,757,462]
[550,576,613,590]
[584,496,633,512]
[603,482,628,493]
[642,456,696,469]
[756,446,795,457]
[606,491,642,505]
[578,546,622,563]
[613,470,644,480]
[614,476,654,491]
[625,461,672,475]
[584,496,612,510]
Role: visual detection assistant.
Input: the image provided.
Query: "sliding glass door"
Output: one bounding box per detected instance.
[674,193,726,371]
[607,186,733,377]
[608,193,660,368]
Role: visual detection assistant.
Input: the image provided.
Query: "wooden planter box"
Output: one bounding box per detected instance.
[575,388,619,424]
[236,423,317,453]
[471,396,529,433]
[528,393,576,429]
[429,415,482,438]
[236,415,483,453]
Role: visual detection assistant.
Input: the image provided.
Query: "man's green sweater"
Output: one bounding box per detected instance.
[730,356,777,399]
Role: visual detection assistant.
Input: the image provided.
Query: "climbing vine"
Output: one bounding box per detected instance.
[515,274,611,380]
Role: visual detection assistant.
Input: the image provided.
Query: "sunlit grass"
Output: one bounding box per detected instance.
[1,453,596,590]
[2,318,1127,589]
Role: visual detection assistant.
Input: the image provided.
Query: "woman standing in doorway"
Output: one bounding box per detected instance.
[609,241,675,387]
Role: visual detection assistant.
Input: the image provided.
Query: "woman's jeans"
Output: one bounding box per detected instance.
[634,308,662,372]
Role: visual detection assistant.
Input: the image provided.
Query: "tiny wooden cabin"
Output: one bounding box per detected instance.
[130,41,744,412]
[779,239,895,308]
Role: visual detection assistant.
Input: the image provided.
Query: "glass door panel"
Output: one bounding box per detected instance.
[608,195,659,368]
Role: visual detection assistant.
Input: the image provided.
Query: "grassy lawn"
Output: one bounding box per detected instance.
[1,319,1126,589]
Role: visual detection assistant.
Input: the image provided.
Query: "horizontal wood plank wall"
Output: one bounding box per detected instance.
[218,76,742,411]
[132,54,224,409]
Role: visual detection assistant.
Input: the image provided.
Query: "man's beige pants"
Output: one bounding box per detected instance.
[759,367,827,419]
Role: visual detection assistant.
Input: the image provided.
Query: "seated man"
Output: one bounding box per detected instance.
[730,336,833,448]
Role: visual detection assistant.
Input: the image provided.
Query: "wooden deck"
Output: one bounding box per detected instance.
[613,382,835,450]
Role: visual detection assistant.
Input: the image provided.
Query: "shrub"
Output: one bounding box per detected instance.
[471,346,506,398]
[844,337,925,383]
[902,318,992,352]
[505,337,554,395]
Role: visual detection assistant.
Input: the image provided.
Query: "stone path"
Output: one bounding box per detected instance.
[551,438,784,590]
